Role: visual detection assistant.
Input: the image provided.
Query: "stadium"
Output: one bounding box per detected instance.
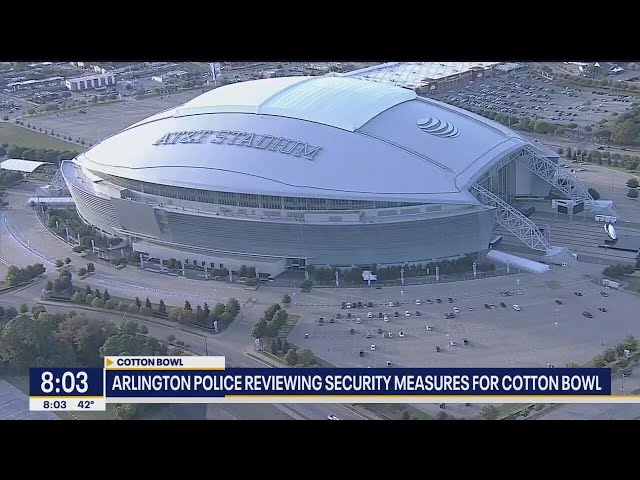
[62,73,594,277]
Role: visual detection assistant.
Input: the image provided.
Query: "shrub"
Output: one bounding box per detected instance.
[91,298,105,308]
[71,292,85,303]
[626,177,639,189]
[300,279,313,293]
[78,267,87,277]
[128,303,140,314]
[72,245,85,253]
[85,294,95,304]
[117,301,129,312]
[140,306,152,316]
[104,299,117,309]
[627,189,639,199]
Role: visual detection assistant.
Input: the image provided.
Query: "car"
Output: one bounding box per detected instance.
[436,298,442,304]
[435,346,441,352]
[356,318,362,324]
[448,297,454,303]
[463,338,469,345]
[416,299,421,305]
[341,302,347,309]
[366,332,371,338]
[453,307,460,313]
[444,313,450,319]
[398,331,405,338]
[500,302,506,308]
[318,318,324,325]
[582,311,593,318]
[359,350,364,357]
[599,307,607,313]
[484,303,490,309]
[394,301,400,307]
[375,285,382,289]
[349,328,355,334]
[337,313,342,319]
[370,344,376,351]
[386,361,392,367]
[357,302,363,308]
[416,310,421,316]
[449,313,456,319]
[347,312,352,319]
[555,299,563,305]
[388,332,394,338]
[426,325,433,331]
[389,302,394,307]
[377,328,383,334]
[304,333,309,339]
[367,302,373,308]
[346,302,352,308]
[329,318,334,323]
[405,311,410,317]
[516,290,522,295]
[327,414,341,420]
[394,311,399,317]
[378,312,383,319]
[427,298,433,304]
[383,316,389,322]
[601,291,609,297]
[490,304,496,309]
[469,306,474,311]
[622,370,631,377]
[449,340,456,347]
[367,312,373,318]
[575,292,582,296]
[512,305,521,311]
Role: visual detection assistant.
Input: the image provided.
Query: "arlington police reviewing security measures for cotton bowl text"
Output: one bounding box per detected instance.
[111,372,603,393]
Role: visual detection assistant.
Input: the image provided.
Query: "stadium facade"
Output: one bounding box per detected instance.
[62,74,591,276]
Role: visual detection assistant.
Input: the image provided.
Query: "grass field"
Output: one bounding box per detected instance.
[0,122,84,152]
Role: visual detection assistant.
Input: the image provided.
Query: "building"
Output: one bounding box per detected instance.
[1,159,55,174]
[62,75,593,277]
[345,62,501,94]
[152,70,188,83]
[65,72,115,91]
[6,76,64,92]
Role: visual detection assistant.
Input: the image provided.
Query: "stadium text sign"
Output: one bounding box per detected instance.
[152,130,322,160]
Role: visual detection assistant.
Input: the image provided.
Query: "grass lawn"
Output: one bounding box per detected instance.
[0,122,84,152]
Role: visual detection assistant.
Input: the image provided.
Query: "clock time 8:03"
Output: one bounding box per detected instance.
[41,371,89,395]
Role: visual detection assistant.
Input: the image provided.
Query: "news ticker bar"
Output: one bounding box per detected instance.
[29,395,640,412]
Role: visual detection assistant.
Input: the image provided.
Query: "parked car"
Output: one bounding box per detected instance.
[600,291,609,297]
[512,305,521,311]
[598,307,607,313]
[582,311,593,318]
[575,292,583,296]
[555,299,563,305]
[452,307,460,313]
[500,302,507,308]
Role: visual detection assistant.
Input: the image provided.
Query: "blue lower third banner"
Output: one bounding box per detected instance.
[105,368,612,401]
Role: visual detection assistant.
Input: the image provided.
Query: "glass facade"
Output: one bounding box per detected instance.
[477,160,516,203]
[93,171,423,211]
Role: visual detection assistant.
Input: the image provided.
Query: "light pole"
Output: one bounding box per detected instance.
[204,336,208,355]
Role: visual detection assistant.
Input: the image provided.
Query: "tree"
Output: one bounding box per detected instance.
[203,302,210,318]
[195,305,204,322]
[557,147,564,155]
[85,284,93,295]
[626,177,639,189]
[627,188,639,199]
[86,263,95,273]
[4,307,17,321]
[282,339,290,352]
[85,294,95,304]
[91,298,105,308]
[285,348,299,366]
[93,289,101,300]
[117,301,129,312]
[140,307,152,316]
[251,320,267,339]
[166,334,176,343]
[270,341,278,354]
[45,280,53,292]
[128,303,139,314]
[212,303,226,319]
[0,306,5,318]
[135,297,142,310]
[565,362,580,368]
[622,335,639,352]
[184,300,192,311]
[145,297,152,310]
[239,265,249,277]
[226,298,240,317]
[276,337,283,352]
[588,188,600,200]
[159,300,166,315]
[105,299,117,309]
[480,405,499,420]
[19,303,29,314]
[103,289,110,301]
[297,348,314,366]
[565,147,572,158]
[55,259,64,268]
[64,257,71,265]
[282,293,291,307]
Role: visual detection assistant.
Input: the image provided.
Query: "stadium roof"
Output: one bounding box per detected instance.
[344,62,501,89]
[79,75,549,203]
[1,159,52,173]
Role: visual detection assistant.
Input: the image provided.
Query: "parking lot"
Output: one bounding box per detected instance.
[27,91,204,144]
[288,267,640,373]
[429,73,634,129]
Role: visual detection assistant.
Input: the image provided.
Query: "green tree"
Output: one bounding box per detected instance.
[276,337,283,352]
[94,289,101,300]
[85,294,95,304]
[64,257,71,265]
[19,303,29,314]
[31,305,46,320]
[203,302,210,318]
[86,263,95,273]
[282,339,290,352]
[239,265,249,277]
[117,301,129,312]
[91,298,105,308]
[226,298,240,317]
[128,303,139,314]
[285,348,299,366]
[55,259,64,268]
[103,289,110,301]
[212,303,226,319]
[85,284,93,295]
[78,267,87,277]
[4,307,17,321]
[159,300,166,315]
[588,188,600,200]
[627,189,639,199]
[134,297,141,310]
[282,293,292,307]
[565,362,580,368]
[480,405,499,420]
[195,305,204,322]
[184,300,192,311]
[105,299,117,309]
[166,334,176,343]
[626,177,639,188]
[270,341,278,354]
[145,297,152,310]
[296,348,314,366]
[251,320,267,339]
[140,307,152,316]
[622,335,639,352]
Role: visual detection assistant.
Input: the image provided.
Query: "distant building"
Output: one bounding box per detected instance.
[152,70,188,83]
[65,72,116,91]
[6,76,64,92]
